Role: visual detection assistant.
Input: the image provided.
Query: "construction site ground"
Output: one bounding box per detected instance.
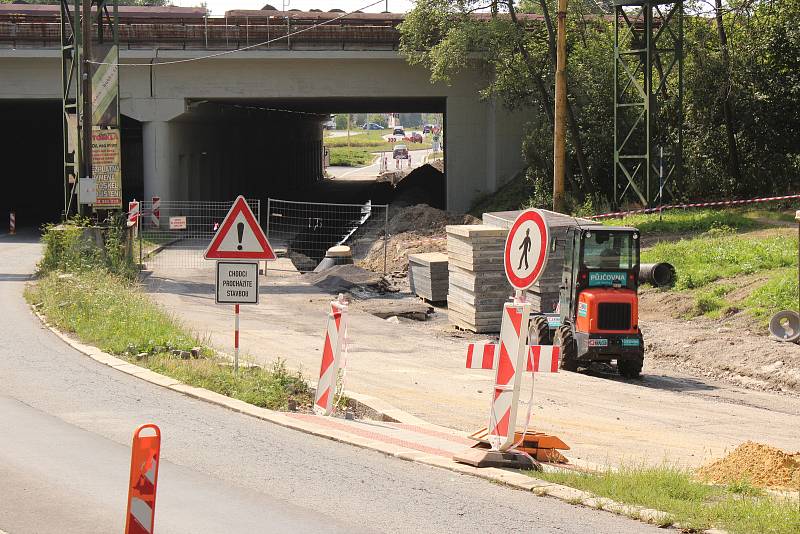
[145,250,800,470]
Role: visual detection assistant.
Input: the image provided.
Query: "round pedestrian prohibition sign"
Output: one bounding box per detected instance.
[504,209,550,291]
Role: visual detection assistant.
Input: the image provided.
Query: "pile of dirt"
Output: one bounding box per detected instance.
[394,163,446,208]
[358,204,479,274]
[359,232,447,274]
[387,204,479,235]
[697,441,800,489]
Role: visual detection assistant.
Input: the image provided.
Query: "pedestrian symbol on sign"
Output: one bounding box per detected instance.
[518,228,531,270]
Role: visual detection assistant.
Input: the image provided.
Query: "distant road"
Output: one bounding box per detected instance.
[325,129,366,138]
[327,148,434,181]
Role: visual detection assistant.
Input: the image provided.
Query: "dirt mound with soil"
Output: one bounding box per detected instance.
[359,232,447,274]
[358,204,479,274]
[387,204,479,235]
[394,164,446,208]
[697,441,800,489]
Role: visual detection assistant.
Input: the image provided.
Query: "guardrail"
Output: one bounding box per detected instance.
[0,20,400,50]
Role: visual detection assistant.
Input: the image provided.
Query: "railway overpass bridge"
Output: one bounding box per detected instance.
[0,5,530,224]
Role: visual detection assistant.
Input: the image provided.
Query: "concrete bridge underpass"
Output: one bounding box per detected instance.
[0,6,530,225]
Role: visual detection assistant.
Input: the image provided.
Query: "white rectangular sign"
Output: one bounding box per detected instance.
[169,216,187,230]
[216,261,259,304]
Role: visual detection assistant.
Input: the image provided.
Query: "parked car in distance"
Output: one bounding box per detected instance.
[323,120,336,130]
[405,132,423,143]
[422,124,433,134]
[393,144,409,159]
[362,122,383,130]
[393,127,405,136]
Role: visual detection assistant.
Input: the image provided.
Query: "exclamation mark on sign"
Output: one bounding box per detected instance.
[237,222,244,251]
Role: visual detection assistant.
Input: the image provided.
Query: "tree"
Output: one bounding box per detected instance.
[401,0,799,210]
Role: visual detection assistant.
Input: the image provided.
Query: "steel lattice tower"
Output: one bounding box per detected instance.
[613,0,683,208]
[60,0,119,218]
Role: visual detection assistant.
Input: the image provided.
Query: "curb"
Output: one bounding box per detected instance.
[30,306,725,533]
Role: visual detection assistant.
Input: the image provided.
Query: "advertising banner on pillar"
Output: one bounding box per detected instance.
[91,44,119,128]
[91,128,122,209]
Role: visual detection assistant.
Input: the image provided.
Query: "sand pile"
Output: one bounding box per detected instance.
[697,441,800,489]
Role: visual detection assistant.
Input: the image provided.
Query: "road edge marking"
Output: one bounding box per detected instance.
[28,305,724,534]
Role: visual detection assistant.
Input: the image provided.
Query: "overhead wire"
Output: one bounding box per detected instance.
[87,0,385,67]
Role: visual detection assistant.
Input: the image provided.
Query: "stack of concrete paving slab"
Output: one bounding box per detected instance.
[445,224,510,333]
[408,252,449,302]
[483,209,591,315]
[444,210,591,333]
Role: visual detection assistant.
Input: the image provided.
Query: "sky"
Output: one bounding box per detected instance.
[170,0,418,17]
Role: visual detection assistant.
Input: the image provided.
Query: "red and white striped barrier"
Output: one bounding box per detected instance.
[150,196,160,228]
[590,193,800,220]
[466,305,562,451]
[466,341,561,373]
[488,303,529,451]
[128,199,140,226]
[9,211,15,235]
[314,296,348,416]
[125,424,161,534]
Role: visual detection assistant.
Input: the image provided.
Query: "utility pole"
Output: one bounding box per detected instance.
[80,0,93,216]
[552,0,568,213]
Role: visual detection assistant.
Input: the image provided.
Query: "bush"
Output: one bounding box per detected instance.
[38,214,135,278]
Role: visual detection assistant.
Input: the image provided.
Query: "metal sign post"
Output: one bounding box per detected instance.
[454,209,562,469]
[205,196,276,372]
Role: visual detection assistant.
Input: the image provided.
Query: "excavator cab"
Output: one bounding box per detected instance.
[554,225,644,377]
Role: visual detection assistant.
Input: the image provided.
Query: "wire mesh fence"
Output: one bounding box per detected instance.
[266,198,388,274]
[138,199,260,270]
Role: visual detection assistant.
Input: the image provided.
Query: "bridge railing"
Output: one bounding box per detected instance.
[0,20,400,50]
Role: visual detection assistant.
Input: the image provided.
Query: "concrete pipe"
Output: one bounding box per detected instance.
[639,262,675,287]
[769,310,800,343]
[313,245,354,272]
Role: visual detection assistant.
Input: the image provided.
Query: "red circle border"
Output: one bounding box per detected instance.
[504,209,550,291]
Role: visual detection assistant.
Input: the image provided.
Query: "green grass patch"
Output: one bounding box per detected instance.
[745,268,799,321]
[25,270,312,410]
[691,283,735,317]
[742,209,798,224]
[641,232,797,290]
[604,209,759,235]
[328,147,373,167]
[26,270,199,355]
[530,466,800,533]
[144,354,310,410]
[324,130,432,153]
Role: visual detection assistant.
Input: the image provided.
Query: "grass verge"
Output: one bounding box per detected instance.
[605,209,760,234]
[324,130,432,153]
[641,231,796,290]
[530,466,800,533]
[328,147,374,167]
[25,270,312,410]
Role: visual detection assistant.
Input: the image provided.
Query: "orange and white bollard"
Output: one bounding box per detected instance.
[9,211,15,235]
[314,295,348,416]
[125,424,161,534]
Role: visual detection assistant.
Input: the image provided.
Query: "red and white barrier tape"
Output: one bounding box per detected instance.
[590,193,800,220]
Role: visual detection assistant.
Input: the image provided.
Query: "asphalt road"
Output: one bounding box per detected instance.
[0,230,660,534]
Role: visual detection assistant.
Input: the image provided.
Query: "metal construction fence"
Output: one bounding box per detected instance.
[138,199,260,270]
[266,198,388,274]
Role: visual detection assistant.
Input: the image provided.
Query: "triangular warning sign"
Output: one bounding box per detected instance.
[204,196,276,260]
